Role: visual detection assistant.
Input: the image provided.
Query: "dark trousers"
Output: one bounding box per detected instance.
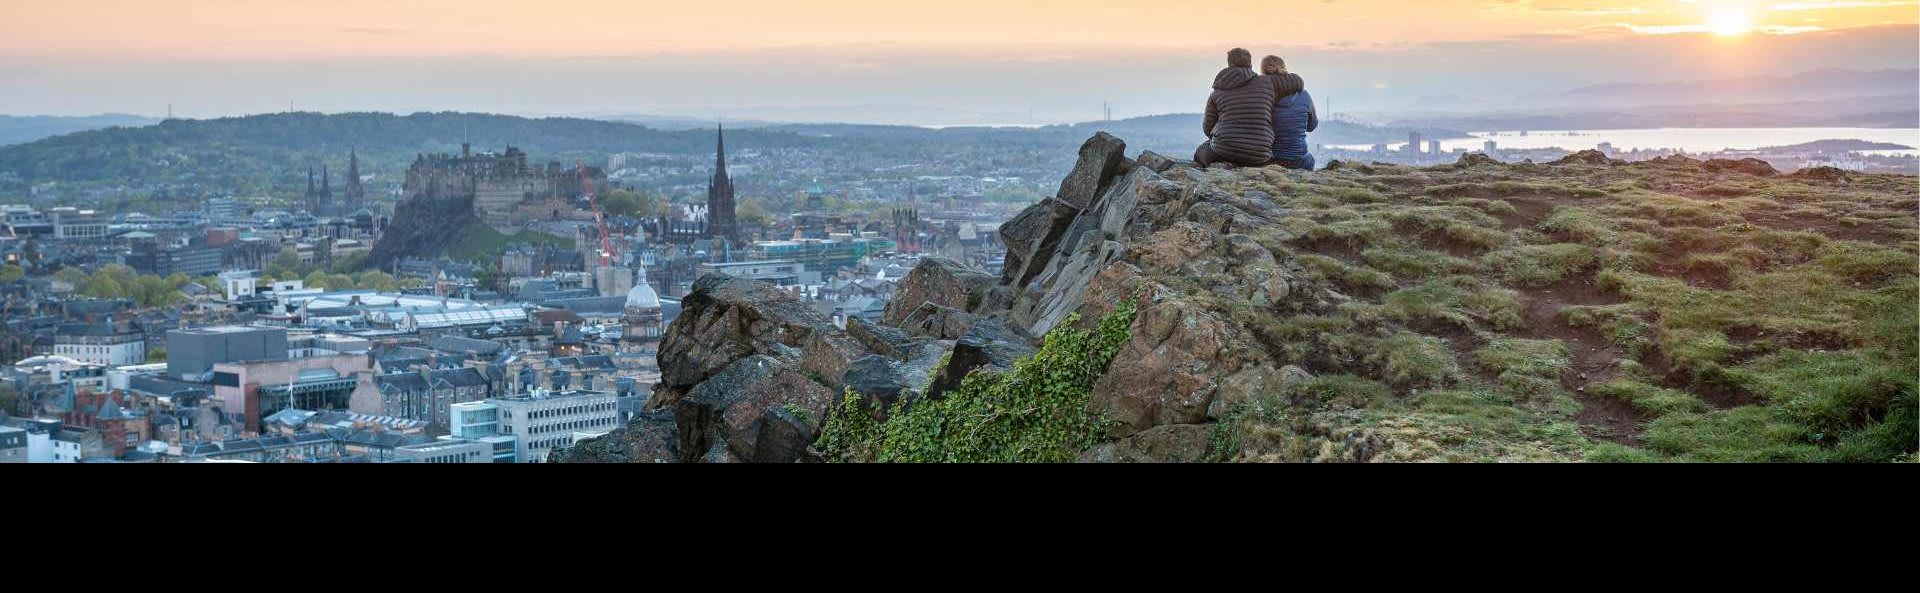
[1194,142,1222,167]
[1272,153,1316,171]
[1194,142,1270,168]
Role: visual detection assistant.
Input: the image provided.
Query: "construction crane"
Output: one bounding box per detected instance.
[579,161,617,268]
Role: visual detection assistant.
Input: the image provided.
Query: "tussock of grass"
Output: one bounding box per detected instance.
[1297,254,1395,291]
[1378,276,1525,331]
[1476,339,1570,395]
[1362,247,1479,280]
[1587,379,1706,417]
[1482,243,1598,287]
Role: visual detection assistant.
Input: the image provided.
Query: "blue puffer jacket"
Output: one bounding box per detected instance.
[1271,89,1318,165]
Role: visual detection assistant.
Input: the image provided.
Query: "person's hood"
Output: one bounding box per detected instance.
[1274,72,1304,97]
[1213,67,1259,91]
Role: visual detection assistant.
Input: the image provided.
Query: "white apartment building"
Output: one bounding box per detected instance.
[491,389,620,463]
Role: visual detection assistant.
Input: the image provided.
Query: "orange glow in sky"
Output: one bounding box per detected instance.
[2,0,1914,60]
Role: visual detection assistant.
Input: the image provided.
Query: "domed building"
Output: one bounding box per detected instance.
[621,269,663,345]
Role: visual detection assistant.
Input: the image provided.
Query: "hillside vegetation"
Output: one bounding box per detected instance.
[1190,154,1916,462]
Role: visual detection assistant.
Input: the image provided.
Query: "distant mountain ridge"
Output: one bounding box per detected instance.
[0,114,159,146]
[0,111,826,192]
[1524,68,1920,108]
[0,111,1463,193]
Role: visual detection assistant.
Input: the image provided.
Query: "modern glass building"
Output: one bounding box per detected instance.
[748,235,898,275]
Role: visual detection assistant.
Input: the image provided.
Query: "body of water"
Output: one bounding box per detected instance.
[1337,127,1920,156]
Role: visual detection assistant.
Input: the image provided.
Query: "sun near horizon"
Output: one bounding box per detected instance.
[1708,6,1755,37]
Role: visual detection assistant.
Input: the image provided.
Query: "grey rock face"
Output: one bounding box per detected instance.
[1055,132,1129,210]
[927,319,1037,400]
[651,274,840,410]
[883,257,998,325]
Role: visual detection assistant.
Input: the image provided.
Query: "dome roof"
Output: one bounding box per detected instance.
[625,283,661,310]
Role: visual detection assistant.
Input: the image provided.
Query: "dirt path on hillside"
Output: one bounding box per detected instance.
[1516,279,1646,445]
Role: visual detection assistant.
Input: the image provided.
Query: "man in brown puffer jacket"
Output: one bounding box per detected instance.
[1196,48,1303,167]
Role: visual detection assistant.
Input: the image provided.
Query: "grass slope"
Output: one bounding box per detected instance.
[1199,155,1917,462]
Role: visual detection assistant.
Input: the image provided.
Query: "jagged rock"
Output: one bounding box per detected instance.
[551,410,679,463]
[999,197,1082,287]
[900,302,978,340]
[972,285,1020,315]
[797,331,869,392]
[674,355,780,463]
[752,405,822,463]
[1137,221,1220,277]
[1702,158,1779,177]
[997,201,1050,284]
[702,441,738,463]
[1136,150,1186,173]
[1647,155,1702,167]
[928,319,1037,399]
[842,355,909,411]
[1090,293,1268,438]
[1055,132,1129,210]
[1553,150,1616,166]
[883,257,998,325]
[675,357,837,464]
[846,317,924,360]
[1186,201,1259,234]
[1792,166,1854,183]
[1077,424,1212,463]
[1017,237,1127,337]
[1207,365,1314,420]
[1456,153,1500,168]
[651,274,840,409]
[1138,178,1185,206]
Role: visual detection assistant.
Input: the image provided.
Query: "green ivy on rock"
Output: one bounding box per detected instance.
[816,301,1138,463]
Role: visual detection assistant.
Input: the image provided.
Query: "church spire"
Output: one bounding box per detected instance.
[706,124,738,245]
[713,123,728,182]
[345,149,365,207]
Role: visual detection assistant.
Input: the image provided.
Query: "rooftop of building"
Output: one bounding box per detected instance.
[495,389,616,403]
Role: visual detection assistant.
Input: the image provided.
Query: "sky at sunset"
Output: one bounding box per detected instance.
[1,0,1915,123]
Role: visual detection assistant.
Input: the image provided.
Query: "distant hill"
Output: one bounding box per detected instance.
[1387,94,1920,132]
[756,114,1467,161]
[0,111,1470,200]
[0,111,824,193]
[0,114,158,146]
[1759,139,1914,152]
[1037,114,1470,150]
[1523,68,1920,108]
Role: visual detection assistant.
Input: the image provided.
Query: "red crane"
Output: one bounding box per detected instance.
[579,161,616,268]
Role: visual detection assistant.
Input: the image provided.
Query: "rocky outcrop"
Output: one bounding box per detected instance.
[368,192,484,269]
[1552,150,1618,167]
[927,319,1036,399]
[999,133,1132,288]
[650,274,838,409]
[1076,424,1211,463]
[563,273,868,463]
[1702,158,1779,177]
[549,410,679,463]
[883,258,999,325]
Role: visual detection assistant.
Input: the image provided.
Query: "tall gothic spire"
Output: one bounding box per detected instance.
[713,123,728,182]
[345,149,365,206]
[706,124,738,245]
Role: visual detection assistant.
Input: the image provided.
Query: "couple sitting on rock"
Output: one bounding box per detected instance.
[1195,47,1319,170]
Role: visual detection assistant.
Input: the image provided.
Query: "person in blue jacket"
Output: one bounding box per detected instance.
[1262,56,1318,170]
